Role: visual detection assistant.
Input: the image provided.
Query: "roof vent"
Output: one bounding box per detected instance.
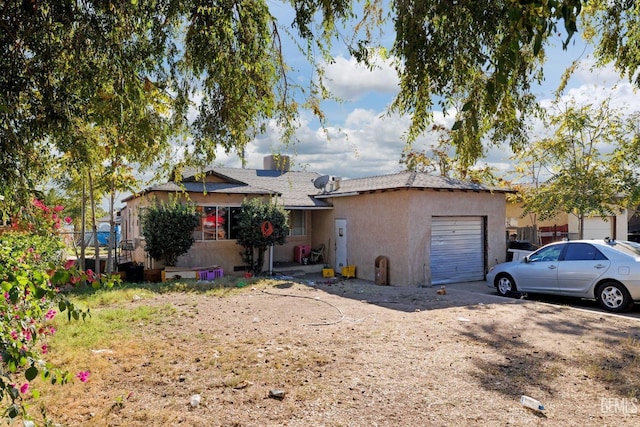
[332,176,342,191]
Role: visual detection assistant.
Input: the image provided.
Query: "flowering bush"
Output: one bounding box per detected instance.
[12,199,72,238]
[0,199,117,421]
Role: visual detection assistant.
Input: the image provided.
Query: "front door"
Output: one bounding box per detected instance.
[335,219,347,272]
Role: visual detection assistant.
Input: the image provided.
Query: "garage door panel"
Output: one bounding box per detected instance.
[430,217,484,285]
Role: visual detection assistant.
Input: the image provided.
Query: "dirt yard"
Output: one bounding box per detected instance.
[41,278,640,426]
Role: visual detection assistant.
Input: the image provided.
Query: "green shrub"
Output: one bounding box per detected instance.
[235,198,289,275]
[140,197,199,266]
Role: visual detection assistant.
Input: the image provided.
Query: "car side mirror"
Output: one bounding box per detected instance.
[523,256,530,263]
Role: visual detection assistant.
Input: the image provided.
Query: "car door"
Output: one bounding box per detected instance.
[556,243,610,297]
[516,244,564,292]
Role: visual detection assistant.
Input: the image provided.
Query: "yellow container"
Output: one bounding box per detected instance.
[322,268,335,278]
[341,265,356,279]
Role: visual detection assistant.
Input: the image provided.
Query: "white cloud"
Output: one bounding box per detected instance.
[322,55,399,101]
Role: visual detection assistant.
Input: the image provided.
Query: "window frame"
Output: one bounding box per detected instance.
[288,210,306,236]
[194,205,240,241]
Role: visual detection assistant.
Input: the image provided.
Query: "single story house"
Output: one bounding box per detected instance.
[121,156,509,286]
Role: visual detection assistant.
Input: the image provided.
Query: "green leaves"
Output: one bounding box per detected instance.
[235,198,290,275]
[515,97,639,238]
[25,366,39,382]
[140,197,200,266]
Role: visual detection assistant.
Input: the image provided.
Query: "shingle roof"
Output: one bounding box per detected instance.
[125,168,505,207]
[127,167,333,209]
[206,167,332,208]
[318,171,505,196]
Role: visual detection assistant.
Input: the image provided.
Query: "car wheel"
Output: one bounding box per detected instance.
[597,282,633,313]
[496,274,517,297]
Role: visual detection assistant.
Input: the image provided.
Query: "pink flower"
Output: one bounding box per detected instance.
[53,205,64,212]
[86,269,96,283]
[10,331,18,340]
[32,199,45,210]
[45,309,56,320]
[76,371,90,383]
[64,259,75,269]
[19,383,29,394]
[41,344,48,354]
[64,216,72,224]
[48,326,56,335]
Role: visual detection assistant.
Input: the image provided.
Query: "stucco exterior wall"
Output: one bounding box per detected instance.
[332,191,413,285]
[314,189,506,286]
[122,191,313,275]
[309,209,337,266]
[505,203,569,229]
[122,186,507,283]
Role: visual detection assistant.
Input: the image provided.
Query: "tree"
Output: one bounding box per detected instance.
[508,134,553,245]
[400,124,502,186]
[140,198,200,267]
[235,198,289,276]
[2,0,640,199]
[517,98,639,239]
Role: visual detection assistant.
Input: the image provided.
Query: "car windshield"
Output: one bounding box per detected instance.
[608,240,640,257]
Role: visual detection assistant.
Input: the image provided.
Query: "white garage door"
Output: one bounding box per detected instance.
[582,217,614,240]
[430,217,485,285]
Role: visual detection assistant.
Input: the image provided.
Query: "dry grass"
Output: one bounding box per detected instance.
[16,278,640,426]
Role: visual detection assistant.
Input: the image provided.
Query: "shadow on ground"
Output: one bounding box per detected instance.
[276,272,640,319]
[273,273,522,313]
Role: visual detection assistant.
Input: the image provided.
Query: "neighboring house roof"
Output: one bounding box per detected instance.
[123,167,333,209]
[315,171,506,198]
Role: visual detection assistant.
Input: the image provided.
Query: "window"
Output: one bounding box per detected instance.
[289,210,306,236]
[529,244,563,262]
[563,243,606,261]
[194,206,240,241]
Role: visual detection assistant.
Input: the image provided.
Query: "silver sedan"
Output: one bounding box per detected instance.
[486,239,640,312]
